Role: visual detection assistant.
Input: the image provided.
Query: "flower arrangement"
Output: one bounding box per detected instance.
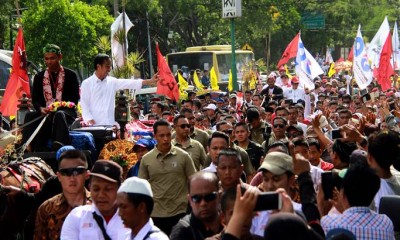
[47,101,76,112]
[110,153,129,168]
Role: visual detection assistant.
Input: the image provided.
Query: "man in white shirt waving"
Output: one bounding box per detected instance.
[80,54,159,126]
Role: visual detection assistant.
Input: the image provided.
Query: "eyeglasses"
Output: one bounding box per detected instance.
[178,124,191,129]
[190,192,218,203]
[287,133,300,138]
[222,129,233,135]
[273,124,285,128]
[58,166,86,176]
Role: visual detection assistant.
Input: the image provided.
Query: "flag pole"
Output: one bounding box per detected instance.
[122,0,127,65]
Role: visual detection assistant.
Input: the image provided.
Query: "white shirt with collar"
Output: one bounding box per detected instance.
[80,74,143,125]
[202,162,217,173]
[61,204,131,240]
[283,87,306,103]
[129,218,168,240]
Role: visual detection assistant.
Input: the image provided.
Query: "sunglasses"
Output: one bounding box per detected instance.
[273,124,285,128]
[58,166,86,176]
[190,192,218,203]
[222,129,233,135]
[178,124,191,129]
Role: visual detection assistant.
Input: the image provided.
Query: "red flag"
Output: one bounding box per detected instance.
[277,33,300,67]
[155,43,179,102]
[377,34,394,91]
[347,45,354,62]
[0,28,30,116]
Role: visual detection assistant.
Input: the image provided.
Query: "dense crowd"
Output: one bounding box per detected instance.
[1,44,400,240]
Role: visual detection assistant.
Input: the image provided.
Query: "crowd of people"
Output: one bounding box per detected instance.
[2,43,400,240]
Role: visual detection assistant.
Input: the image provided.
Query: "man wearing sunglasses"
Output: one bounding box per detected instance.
[180,108,210,151]
[170,171,222,240]
[264,117,289,147]
[172,115,207,171]
[34,150,90,240]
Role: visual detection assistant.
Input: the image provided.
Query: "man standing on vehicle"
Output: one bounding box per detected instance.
[80,54,160,126]
[22,44,80,151]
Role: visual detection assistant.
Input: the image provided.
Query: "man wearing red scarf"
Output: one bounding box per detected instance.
[22,44,79,152]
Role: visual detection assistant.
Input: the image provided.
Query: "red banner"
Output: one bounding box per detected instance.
[155,43,179,102]
[277,33,300,67]
[0,28,30,116]
[378,34,394,91]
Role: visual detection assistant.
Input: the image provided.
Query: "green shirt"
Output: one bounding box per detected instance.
[172,138,207,171]
[139,145,196,217]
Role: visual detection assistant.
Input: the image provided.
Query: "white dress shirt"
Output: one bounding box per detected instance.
[129,218,169,240]
[80,74,143,125]
[61,204,130,240]
[283,87,306,103]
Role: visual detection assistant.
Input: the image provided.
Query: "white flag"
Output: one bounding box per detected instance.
[325,47,334,64]
[111,12,134,68]
[295,36,323,90]
[393,21,400,70]
[367,16,390,70]
[353,25,373,90]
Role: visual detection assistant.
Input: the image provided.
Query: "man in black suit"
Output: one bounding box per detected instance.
[260,76,284,106]
[22,44,79,152]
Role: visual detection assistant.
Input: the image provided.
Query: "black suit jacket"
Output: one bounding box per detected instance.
[31,67,80,112]
[260,85,284,105]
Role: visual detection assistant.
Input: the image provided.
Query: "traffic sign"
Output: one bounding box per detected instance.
[242,43,253,51]
[301,14,325,30]
[222,0,242,18]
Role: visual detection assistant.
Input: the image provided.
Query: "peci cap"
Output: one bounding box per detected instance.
[90,160,123,184]
[258,152,293,175]
[118,177,153,197]
[133,138,155,152]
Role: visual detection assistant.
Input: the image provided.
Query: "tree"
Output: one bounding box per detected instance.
[22,0,113,79]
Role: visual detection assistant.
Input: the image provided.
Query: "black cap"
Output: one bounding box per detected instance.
[90,160,123,184]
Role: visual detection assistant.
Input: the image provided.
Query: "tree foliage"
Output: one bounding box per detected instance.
[22,0,113,77]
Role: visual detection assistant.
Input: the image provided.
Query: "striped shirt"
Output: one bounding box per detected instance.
[321,207,395,240]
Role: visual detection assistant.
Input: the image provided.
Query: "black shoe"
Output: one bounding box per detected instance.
[52,141,64,152]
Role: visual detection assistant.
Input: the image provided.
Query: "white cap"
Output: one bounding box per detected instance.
[118,177,153,197]
[204,103,217,111]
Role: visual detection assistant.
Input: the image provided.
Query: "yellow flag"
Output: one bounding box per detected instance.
[249,71,257,90]
[178,72,189,99]
[193,70,205,90]
[328,62,336,77]
[284,64,293,79]
[228,70,233,91]
[210,66,219,90]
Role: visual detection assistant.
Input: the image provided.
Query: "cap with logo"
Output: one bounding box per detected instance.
[90,160,123,184]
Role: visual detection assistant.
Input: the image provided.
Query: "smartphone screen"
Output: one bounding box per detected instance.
[331,129,342,139]
[360,89,368,96]
[321,172,334,200]
[254,192,282,211]
[284,99,293,105]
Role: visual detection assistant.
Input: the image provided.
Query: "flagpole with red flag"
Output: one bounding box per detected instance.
[378,33,395,91]
[155,43,179,102]
[277,32,300,68]
[0,27,30,116]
